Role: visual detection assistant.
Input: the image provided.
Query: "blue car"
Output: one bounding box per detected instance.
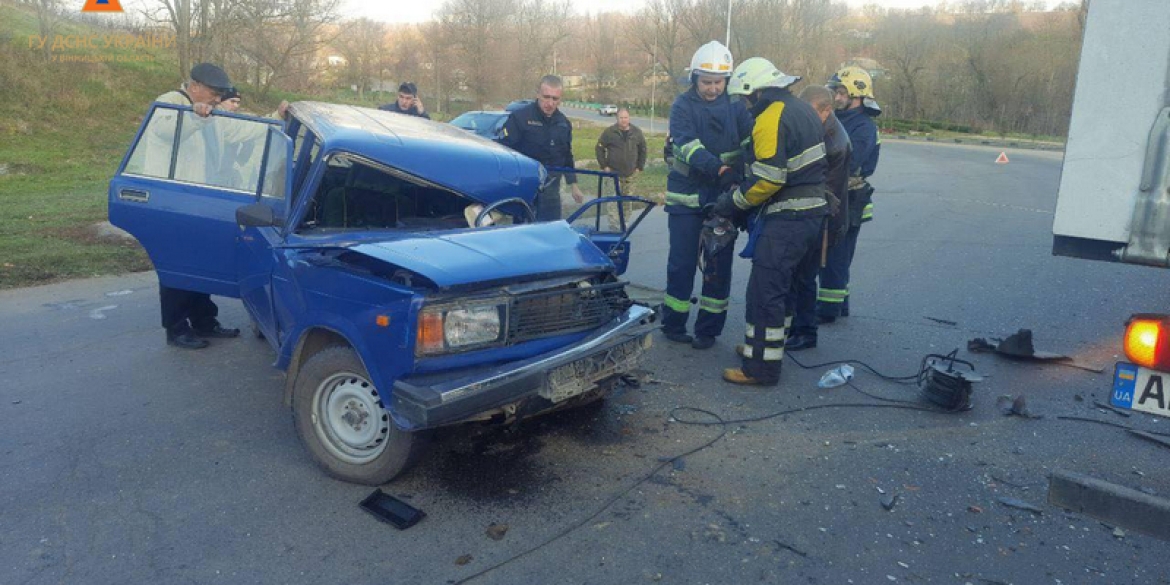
[109,101,657,485]
[449,100,534,139]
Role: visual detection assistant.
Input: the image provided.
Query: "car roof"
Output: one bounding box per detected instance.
[289,101,540,204]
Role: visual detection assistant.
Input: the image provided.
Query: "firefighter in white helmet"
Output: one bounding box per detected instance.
[661,40,754,351]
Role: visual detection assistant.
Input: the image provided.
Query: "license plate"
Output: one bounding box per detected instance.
[1112,362,1170,419]
[543,337,646,403]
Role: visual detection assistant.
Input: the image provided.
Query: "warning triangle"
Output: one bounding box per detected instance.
[82,0,123,12]
[995,152,1009,164]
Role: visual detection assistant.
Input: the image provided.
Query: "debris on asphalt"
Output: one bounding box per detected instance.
[358,489,426,529]
[1128,429,1170,451]
[1093,400,1132,417]
[11,400,20,405]
[619,373,642,388]
[485,523,509,541]
[770,539,808,558]
[455,554,473,566]
[968,329,1104,372]
[881,494,900,511]
[672,458,686,471]
[997,496,1043,514]
[967,505,983,514]
[1113,527,1126,539]
[925,316,958,326]
[995,394,1039,418]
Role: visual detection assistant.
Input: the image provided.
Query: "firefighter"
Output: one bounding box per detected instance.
[662,40,754,350]
[713,57,828,386]
[818,65,882,323]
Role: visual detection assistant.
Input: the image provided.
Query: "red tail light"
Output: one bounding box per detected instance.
[1124,315,1170,369]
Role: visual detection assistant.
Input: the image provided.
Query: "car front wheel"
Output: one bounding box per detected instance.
[292,346,423,485]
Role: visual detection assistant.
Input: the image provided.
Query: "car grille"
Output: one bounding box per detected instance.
[508,282,628,344]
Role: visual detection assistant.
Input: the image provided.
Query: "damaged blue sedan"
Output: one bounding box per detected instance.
[108,102,657,484]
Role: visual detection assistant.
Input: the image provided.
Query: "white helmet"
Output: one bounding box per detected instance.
[727,57,802,96]
[688,40,734,78]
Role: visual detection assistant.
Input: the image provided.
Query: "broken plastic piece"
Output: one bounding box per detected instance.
[360,489,426,529]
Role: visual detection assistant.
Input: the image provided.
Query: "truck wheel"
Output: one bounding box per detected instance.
[292,346,422,485]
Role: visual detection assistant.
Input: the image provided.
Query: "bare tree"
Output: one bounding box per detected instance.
[235,0,340,98]
[29,0,61,61]
[436,0,516,107]
[332,18,386,100]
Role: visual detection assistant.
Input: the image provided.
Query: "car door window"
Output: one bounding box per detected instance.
[123,108,179,179]
[172,111,270,193]
[261,126,291,200]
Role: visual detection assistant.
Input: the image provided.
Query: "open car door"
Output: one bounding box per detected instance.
[561,168,657,276]
[108,104,285,297]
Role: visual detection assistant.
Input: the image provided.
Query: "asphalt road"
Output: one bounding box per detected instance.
[4,141,1170,585]
[562,106,666,134]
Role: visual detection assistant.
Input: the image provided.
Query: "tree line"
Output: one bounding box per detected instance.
[18,0,1089,137]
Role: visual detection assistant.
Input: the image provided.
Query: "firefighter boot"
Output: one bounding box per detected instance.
[722,367,777,387]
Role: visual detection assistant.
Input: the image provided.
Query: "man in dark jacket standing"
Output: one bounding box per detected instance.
[662,41,754,350]
[784,85,852,351]
[378,82,430,119]
[499,75,583,220]
[818,66,882,323]
[595,108,647,230]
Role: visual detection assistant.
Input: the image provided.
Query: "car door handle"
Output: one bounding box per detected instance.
[118,189,150,203]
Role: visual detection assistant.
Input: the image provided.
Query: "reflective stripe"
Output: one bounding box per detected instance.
[764,197,827,214]
[862,202,874,219]
[698,296,729,314]
[784,315,793,329]
[678,139,705,163]
[741,136,752,149]
[751,160,787,184]
[741,346,785,361]
[664,294,691,313]
[720,151,743,165]
[745,324,786,341]
[787,143,826,171]
[671,159,692,176]
[733,189,751,210]
[817,288,848,303]
[665,191,701,208]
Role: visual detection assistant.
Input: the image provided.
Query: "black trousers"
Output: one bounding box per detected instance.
[663,212,734,339]
[742,214,822,384]
[790,220,825,338]
[160,284,219,334]
[817,224,860,318]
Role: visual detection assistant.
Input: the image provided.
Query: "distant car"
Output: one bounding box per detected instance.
[599,104,619,116]
[449,110,509,140]
[505,99,534,112]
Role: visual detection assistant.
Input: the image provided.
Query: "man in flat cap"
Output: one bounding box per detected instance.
[378,82,430,119]
[147,63,243,350]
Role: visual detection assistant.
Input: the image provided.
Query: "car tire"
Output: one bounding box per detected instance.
[292,346,425,485]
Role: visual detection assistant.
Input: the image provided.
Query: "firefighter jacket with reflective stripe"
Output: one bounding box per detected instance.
[733,87,828,213]
[665,86,754,214]
[837,106,880,179]
[499,102,578,184]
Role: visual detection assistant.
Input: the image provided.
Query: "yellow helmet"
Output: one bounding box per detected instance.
[827,66,874,99]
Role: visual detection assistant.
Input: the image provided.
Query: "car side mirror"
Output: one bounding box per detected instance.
[236,202,277,228]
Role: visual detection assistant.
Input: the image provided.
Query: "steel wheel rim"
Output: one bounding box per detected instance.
[311,371,390,464]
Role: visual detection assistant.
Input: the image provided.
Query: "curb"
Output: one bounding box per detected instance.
[884,133,1065,152]
[1048,469,1170,540]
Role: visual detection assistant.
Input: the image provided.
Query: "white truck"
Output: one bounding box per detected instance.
[1052,0,1170,418]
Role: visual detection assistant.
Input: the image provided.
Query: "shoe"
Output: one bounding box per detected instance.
[817,314,837,324]
[663,331,694,344]
[722,368,777,387]
[195,325,240,339]
[167,331,209,350]
[691,336,716,350]
[785,335,817,351]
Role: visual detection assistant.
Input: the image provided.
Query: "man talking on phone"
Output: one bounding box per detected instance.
[379,82,430,119]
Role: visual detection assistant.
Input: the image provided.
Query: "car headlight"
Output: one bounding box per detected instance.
[416,303,506,355]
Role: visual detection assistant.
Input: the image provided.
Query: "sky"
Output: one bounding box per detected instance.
[349,0,1064,24]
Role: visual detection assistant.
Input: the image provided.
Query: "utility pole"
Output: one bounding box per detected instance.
[649,32,658,134]
[725,0,732,47]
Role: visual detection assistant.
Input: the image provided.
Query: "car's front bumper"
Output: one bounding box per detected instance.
[390,305,657,429]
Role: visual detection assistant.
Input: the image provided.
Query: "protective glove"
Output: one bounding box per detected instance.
[712,190,738,218]
[718,166,742,191]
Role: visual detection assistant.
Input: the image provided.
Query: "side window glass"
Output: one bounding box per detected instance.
[172,111,270,192]
[124,108,179,178]
[261,126,291,199]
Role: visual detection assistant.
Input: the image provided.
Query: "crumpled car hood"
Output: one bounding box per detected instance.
[340,222,614,288]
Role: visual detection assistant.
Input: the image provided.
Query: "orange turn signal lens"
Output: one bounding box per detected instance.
[375,315,390,327]
[1124,316,1165,369]
[416,312,445,355]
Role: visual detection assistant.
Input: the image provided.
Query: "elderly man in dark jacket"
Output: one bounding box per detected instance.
[595,108,648,230]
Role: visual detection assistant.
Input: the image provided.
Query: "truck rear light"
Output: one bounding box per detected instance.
[1124,314,1170,369]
